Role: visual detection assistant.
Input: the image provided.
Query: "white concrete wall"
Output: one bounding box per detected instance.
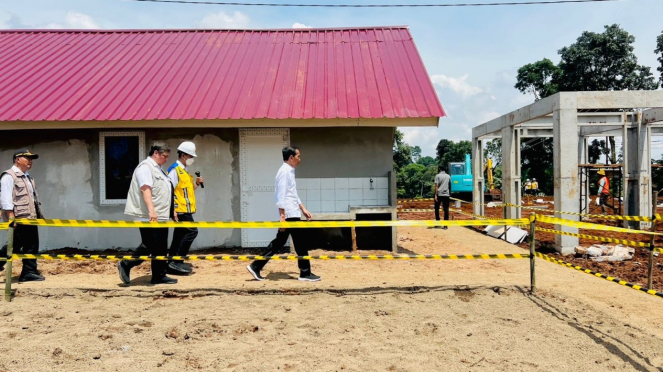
[0,129,239,251]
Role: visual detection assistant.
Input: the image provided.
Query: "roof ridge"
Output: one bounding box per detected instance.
[0,26,409,33]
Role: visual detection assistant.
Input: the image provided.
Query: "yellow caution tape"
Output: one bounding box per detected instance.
[13,218,531,229]
[3,253,529,261]
[397,198,434,204]
[0,222,8,231]
[534,252,663,298]
[534,227,650,248]
[535,214,663,236]
[398,209,435,212]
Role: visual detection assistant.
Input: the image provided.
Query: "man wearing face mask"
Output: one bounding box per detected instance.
[166,141,204,275]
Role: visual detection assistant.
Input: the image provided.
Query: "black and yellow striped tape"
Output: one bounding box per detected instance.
[0,222,7,231]
[534,227,650,248]
[534,252,663,298]
[397,198,434,204]
[1,253,529,261]
[536,214,663,236]
[13,218,530,229]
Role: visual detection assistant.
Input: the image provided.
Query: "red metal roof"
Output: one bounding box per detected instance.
[0,27,445,122]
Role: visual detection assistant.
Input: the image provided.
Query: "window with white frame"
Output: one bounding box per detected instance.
[99,132,145,205]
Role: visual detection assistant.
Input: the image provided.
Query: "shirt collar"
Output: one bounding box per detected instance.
[12,165,28,176]
[146,157,159,168]
[176,160,186,170]
[283,162,295,171]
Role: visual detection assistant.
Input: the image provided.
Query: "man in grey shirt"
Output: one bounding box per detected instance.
[434,166,451,229]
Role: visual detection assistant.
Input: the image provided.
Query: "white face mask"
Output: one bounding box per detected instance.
[185,158,194,166]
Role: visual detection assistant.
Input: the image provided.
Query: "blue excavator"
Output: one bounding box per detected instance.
[449,154,499,200]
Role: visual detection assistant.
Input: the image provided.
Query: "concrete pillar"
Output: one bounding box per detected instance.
[553,106,579,254]
[502,127,521,219]
[624,111,652,228]
[472,137,485,217]
[578,137,590,213]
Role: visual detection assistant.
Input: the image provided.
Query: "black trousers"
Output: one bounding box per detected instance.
[251,218,311,275]
[600,194,615,213]
[122,227,169,279]
[169,213,198,258]
[0,225,39,274]
[435,196,450,221]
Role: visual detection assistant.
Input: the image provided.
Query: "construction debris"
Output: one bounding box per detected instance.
[575,244,635,262]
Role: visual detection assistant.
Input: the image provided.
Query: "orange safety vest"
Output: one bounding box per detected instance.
[598,176,610,195]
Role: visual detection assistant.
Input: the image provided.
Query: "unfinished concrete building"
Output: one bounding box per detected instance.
[472,91,663,254]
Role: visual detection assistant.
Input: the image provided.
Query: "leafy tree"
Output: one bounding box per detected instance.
[484,139,502,166]
[515,24,659,100]
[521,138,554,195]
[411,146,422,163]
[393,129,412,171]
[515,58,560,101]
[436,140,472,172]
[656,31,663,85]
[417,156,436,167]
[588,139,607,164]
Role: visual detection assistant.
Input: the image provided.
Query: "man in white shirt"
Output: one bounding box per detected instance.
[247,146,320,282]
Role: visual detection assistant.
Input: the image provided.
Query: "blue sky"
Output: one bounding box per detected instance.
[2,0,663,157]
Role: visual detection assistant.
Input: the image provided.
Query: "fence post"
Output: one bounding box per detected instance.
[4,224,14,302]
[648,216,657,291]
[529,213,536,293]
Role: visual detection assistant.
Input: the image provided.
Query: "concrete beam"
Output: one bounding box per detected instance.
[472,94,558,138]
[644,108,663,125]
[576,91,663,110]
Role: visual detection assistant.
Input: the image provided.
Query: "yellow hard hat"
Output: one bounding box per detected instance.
[597,169,605,176]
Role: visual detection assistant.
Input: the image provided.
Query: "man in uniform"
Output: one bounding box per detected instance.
[167,141,204,275]
[434,165,451,230]
[117,142,178,285]
[531,178,539,195]
[0,149,45,282]
[597,169,615,214]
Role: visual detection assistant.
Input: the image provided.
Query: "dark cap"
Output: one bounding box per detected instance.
[13,149,39,160]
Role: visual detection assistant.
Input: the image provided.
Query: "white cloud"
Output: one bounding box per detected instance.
[292,22,312,29]
[197,11,250,29]
[42,11,99,29]
[430,74,483,99]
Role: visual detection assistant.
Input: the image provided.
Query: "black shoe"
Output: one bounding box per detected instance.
[117,261,131,284]
[167,261,193,276]
[298,273,321,282]
[0,262,5,272]
[246,264,265,281]
[151,276,178,285]
[19,272,45,283]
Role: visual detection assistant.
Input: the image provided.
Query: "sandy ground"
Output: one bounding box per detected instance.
[2,226,663,371]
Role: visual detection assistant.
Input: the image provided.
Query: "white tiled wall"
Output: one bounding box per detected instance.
[297,177,389,213]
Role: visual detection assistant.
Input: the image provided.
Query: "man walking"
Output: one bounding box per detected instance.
[118,142,178,285]
[0,150,45,282]
[246,146,320,282]
[166,141,204,275]
[434,165,451,230]
[597,169,615,214]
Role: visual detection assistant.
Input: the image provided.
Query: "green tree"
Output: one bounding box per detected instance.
[484,139,502,166]
[656,31,663,85]
[411,146,422,163]
[393,129,412,171]
[588,139,607,164]
[515,58,560,101]
[515,24,659,100]
[417,156,436,167]
[436,139,472,172]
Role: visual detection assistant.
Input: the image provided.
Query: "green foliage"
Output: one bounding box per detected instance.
[521,138,554,195]
[656,31,663,85]
[393,129,413,171]
[411,146,422,163]
[588,139,607,164]
[484,139,502,166]
[437,140,472,172]
[417,156,436,167]
[515,24,659,100]
[514,58,560,101]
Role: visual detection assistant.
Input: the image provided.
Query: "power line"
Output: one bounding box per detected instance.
[131,0,623,7]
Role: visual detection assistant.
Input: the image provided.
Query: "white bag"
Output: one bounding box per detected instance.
[594,197,600,206]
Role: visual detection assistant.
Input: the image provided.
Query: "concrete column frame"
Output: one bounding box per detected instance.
[502,126,521,219]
